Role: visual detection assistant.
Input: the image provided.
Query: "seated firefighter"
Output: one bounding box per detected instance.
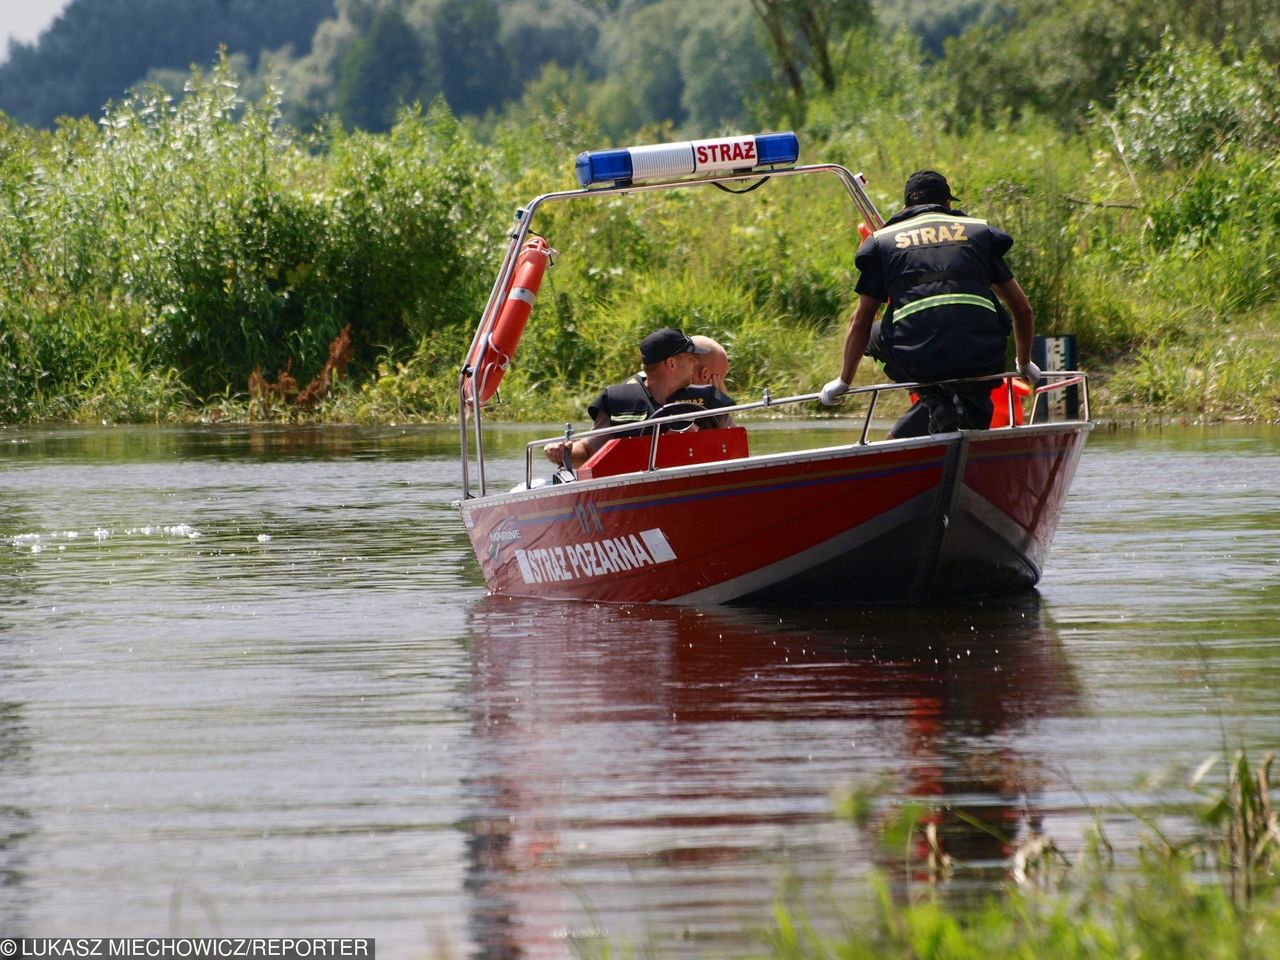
[543,326,736,470]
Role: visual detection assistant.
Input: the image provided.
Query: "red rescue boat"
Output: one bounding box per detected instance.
[455,133,1091,604]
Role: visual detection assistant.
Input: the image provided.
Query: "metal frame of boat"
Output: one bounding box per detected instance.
[455,138,1092,604]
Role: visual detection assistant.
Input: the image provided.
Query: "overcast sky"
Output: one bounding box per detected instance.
[1,0,73,60]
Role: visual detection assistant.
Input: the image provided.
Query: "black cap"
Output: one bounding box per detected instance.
[904,170,957,206]
[640,327,708,365]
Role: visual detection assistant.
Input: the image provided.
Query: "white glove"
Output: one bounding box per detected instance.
[1016,359,1041,387]
[820,378,850,406]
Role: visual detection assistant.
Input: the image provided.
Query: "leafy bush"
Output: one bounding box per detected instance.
[0,55,502,420]
[1107,36,1280,170]
[1143,153,1280,264]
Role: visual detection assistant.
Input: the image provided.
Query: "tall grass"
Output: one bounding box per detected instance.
[757,750,1280,959]
[1,38,1278,424]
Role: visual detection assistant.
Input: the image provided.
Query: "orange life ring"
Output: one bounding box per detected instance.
[466,236,550,406]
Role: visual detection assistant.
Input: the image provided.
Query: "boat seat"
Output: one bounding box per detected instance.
[578,427,750,480]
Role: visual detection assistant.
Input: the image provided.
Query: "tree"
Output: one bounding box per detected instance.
[748,0,874,116]
[592,0,687,130]
[429,0,513,117]
[0,0,334,127]
[335,6,427,131]
[497,0,603,88]
[875,0,1011,58]
[934,0,1280,132]
[678,2,772,133]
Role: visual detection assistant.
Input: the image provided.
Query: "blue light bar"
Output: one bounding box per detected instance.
[575,148,632,188]
[575,131,799,187]
[755,132,800,166]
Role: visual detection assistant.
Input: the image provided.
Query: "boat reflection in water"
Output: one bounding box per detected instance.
[459,594,1080,959]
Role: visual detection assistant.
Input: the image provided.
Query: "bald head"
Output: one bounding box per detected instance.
[690,336,729,389]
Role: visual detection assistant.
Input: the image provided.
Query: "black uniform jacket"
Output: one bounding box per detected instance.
[854,204,1014,382]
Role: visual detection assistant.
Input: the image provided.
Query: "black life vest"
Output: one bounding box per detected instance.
[589,375,734,434]
[860,205,1012,380]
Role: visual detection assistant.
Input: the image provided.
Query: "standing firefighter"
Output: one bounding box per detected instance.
[820,170,1040,435]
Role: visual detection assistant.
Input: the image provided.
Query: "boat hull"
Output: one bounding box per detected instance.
[457,423,1090,604]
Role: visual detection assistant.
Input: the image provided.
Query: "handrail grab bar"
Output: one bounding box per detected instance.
[513,371,1089,488]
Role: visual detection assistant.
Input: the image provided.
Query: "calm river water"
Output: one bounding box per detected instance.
[2,422,1278,958]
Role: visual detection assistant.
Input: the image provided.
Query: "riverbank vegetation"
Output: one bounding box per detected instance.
[2,2,1279,425]
[755,749,1280,958]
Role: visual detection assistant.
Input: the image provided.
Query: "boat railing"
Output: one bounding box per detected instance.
[519,370,1089,490]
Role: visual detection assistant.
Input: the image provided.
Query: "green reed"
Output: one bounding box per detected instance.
[757,749,1280,959]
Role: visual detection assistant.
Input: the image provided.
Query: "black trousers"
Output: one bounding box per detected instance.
[867,320,996,438]
[906,381,997,435]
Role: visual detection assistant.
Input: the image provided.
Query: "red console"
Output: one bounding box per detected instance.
[578,427,750,480]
